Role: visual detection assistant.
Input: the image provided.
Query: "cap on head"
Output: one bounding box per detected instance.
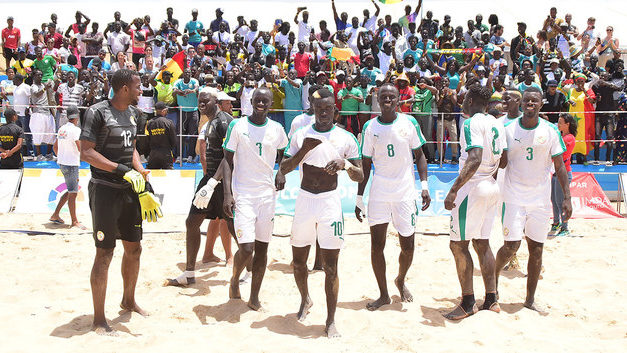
[7,16,14,21]
[547,80,558,87]
[155,101,168,111]
[66,105,80,120]
[217,91,236,102]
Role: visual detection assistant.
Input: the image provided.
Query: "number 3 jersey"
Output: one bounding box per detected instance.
[459,113,507,183]
[503,118,565,207]
[361,114,426,202]
[80,100,140,185]
[223,116,288,199]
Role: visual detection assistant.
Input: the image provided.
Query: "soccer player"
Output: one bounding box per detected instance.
[495,87,572,312]
[355,83,431,311]
[280,88,364,338]
[222,87,288,311]
[165,88,233,286]
[443,85,508,320]
[499,90,522,125]
[80,69,162,334]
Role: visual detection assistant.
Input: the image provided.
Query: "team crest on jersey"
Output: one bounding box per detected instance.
[236,229,242,238]
[398,128,409,138]
[96,231,105,241]
[503,227,510,236]
[535,135,547,145]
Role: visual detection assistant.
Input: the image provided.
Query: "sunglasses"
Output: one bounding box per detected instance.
[607,29,613,32]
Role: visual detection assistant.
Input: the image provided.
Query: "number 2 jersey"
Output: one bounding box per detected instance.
[80,100,140,185]
[459,113,507,183]
[361,113,426,202]
[223,116,288,199]
[503,118,565,207]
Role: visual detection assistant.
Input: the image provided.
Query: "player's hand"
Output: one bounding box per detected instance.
[355,195,366,222]
[193,178,220,209]
[139,169,150,181]
[138,191,163,222]
[275,171,286,191]
[562,198,573,222]
[421,190,431,211]
[444,190,456,210]
[301,137,322,153]
[123,170,146,193]
[223,194,235,217]
[324,158,345,175]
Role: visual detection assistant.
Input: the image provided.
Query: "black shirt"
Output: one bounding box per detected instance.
[204,111,232,176]
[0,122,24,169]
[541,91,567,123]
[80,100,139,185]
[147,116,176,151]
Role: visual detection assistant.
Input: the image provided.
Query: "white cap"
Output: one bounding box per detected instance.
[217,91,236,101]
[335,70,346,76]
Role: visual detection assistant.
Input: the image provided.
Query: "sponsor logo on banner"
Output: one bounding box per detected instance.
[569,172,622,219]
[47,184,85,211]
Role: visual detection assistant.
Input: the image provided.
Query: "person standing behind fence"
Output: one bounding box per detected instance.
[29,69,56,161]
[0,108,24,169]
[173,68,199,163]
[49,106,86,229]
[146,102,176,169]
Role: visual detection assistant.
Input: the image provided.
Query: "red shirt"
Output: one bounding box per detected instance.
[45,32,63,49]
[562,133,575,172]
[2,27,20,49]
[329,80,346,111]
[398,86,415,113]
[292,52,312,78]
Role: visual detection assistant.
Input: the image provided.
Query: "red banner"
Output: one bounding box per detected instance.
[569,172,622,219]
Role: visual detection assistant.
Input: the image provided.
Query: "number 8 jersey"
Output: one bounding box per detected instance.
[80,100,140,185]
[459,113,508,182]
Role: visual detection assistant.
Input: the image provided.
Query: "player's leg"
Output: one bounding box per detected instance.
[495,203,525,295]
[219,220,233,266]
[312,240,323,271]
[248,196,276,310]
[91,247,114,333]
[202,220,222,263]
[366,223,390,310]
[392,200,418,303]
[472,184,499,311]
[293,245,312,321]
[472,239,498,310]
[321,248,341,338]
[248,240,268,310]
[522,206,551,311]
[291,193,317,321]
[185,213,206,272]
[230,198,256,300]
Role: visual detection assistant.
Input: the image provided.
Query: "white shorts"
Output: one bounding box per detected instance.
[291,189,344,250]
[29,112,56,145]
[502,203,551,243]
[234,195,276,244]
[450,179,499,241]
[368,199,417,237]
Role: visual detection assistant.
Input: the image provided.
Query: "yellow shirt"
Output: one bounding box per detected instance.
[12,59,34,76]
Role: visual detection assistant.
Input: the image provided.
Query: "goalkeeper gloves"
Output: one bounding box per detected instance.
[138,191,163,222]
[192,178,220,209]
[115,164,145,193]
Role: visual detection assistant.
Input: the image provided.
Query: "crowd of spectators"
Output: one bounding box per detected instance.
[1,0,626,169]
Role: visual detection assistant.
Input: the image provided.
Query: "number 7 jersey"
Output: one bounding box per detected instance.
[502,117,566,207]
[460,113,508,182]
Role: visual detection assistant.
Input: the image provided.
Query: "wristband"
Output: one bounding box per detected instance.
[356,195,363,202]
[206,177,220,188]
[421,180,429,190]
[114,163,132,177]
[344,159,352,170]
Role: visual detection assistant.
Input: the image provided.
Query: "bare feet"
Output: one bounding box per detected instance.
[120,301,149,317]
[71,221,87,230]
[202,254,221,264]
[247,298,262,311]
[483,302,501,313]
[229,278,241,299]
[226,257,234,267]
[443,303,478,320]
[297,296,313,322]
[366,295,391,311]
[325,321,341,338]
[395,277,413,302]
[92,322,117,336]
[524,299,547,314]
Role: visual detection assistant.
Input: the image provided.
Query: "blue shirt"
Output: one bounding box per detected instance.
[174,78,199,112]
[87,59,112,71]
[185,21,204,43]
[360,67,382,86]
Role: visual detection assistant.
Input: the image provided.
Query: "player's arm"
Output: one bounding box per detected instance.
[199,138,207,174]
[222,150,235,215]
[275,149,287,190]
[444,147,482,210]
[355,156,372,222]
[413,147,431,210]
[80,139,118,173]
[552,154,572,221]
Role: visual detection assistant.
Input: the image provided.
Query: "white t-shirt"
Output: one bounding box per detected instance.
[288,113,315,139]
[377,51,393,74]
[286,124,360,170]
[503,118,566,207]
[245,30,258,53]
[361,114,426,202]
[363,16,377,33]
[107,31,130,55]
[223,117,288,199]
[344,26,363,55]
[497,114,521,126]
[274,32,290,48]
[240,86,255,117]
[459,113,507,182]
[213,31,232,45]
[236,25,250,38]
[56,122,81,166]
[13,83,31,116]
[298,21,313,44]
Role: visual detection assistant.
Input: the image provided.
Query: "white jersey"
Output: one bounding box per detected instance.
[286,124,360,169]
[460,113,507,182]
[497,113,521,126]
[361,114,426,202]
[288,113,315,139]
[223,116,288,199]
[503,118,565,207]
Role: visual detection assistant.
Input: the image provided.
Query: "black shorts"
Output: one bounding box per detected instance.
[88,180,143,248]
[147,150,173,169]
[3,47,16,61]
[189,174,230,220]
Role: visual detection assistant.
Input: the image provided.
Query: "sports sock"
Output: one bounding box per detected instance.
[461,294,475,312]
[482,292,497,309]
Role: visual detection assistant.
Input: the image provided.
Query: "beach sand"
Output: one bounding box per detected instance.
[1,212,626,352]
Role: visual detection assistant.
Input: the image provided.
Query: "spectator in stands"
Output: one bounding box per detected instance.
[29,69,56,160]
[2,16,20,70]
[173,68,200,162]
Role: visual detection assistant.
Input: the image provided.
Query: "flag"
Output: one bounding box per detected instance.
[156,51,186,82]
[379,0,405,4]
[427,48,483,55]
[567,87,596,155]
[330,47,356,62]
